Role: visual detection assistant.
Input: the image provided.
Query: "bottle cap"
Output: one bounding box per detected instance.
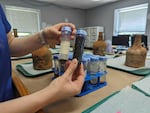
[68,52,73,60]
[90,56,99,61]
[53,55,59,59]
[61,26,72,32]
[76,29,87,36]
[99,56,107,61]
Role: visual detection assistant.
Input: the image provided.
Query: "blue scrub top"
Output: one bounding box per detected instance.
[0,4,15,102]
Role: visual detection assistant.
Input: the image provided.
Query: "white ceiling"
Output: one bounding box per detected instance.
[36,0,120,9]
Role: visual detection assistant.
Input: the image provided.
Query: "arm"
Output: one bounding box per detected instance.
[8,23,76,57]
[0,59,85,113]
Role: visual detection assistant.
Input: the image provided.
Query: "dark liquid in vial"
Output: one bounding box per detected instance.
[73,35,85,65]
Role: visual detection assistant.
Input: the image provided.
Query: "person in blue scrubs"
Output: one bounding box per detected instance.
[0,4,85,113]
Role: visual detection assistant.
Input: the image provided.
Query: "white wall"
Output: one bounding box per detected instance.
[0,0,85,29]
[85,0,150,45]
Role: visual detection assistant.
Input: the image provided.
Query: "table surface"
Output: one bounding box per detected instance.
[11,58,143,113]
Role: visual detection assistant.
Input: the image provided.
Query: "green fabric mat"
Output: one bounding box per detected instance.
[16,62,53,77]
[107,56,150,76]
[83,75,150,113]
[82,87,150,113]
[132,75,150,96]
[107,66,150,76]
[82,91,119,113]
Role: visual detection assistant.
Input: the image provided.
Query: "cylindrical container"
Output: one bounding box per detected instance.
[84,54,93,74]
[68,52,73,60]
[59,26,72,74]
[89,56,99,74]
[98,56,107,73]
[73,29,87,66]
[103,57,107,72]
[82,57,90,76]
[53,55,60,78]
[59,26,72,61]
[99,74,106,84]
[98,56,103,73]
[89,56,99,85]
[98,56,107,83]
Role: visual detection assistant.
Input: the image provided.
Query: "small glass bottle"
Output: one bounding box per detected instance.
[93,32,106,56]
[89,56,99,75]
[13,28,18,37]
[59,26,72,74]
[68,52,73,60]
[59,26,72,61]
[98,56,107,83]
[84,53,92,74]
[89,56,99,85]
[98,56,106,73]
[73,29,87,66]
[53,55,60,78]
[82,57,89,76]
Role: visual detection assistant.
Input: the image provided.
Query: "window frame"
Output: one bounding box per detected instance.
[113,3,148,36]
[5,5,41,37]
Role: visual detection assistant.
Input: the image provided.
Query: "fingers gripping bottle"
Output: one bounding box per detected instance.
[59,26,72,74]
[73,29,87,66]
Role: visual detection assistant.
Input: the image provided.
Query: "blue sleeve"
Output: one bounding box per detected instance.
[0,5,11,33]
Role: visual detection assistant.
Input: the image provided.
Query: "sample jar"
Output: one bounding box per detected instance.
[73,29,87,65]
[98,56,107,83]
[89,56,99,75]
[53,55,60,78]
[59,26,72,75]
[98,56,107,73]
[59,26,72,61]
[82,57,90,75]
[89,56,99,85]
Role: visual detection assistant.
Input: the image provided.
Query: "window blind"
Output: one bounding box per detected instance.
[5,6,40,34]
[114,3,148,35]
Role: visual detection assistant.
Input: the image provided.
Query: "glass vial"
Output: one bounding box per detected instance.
[73,29,87,65]
[59,26,72,61]
[53,55,60,78]
[98,56,107,83]
[82,57,89,76]
[89,56,99,85]
[59,26,72,74]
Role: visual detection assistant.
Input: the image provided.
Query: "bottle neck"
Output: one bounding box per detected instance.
[98,32,103,41]
[133,35,142,46]
[13,28,18,37]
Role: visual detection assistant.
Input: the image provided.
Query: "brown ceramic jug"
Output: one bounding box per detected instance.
[125,35,147,68]
[93,32,106,56]
[32,45,53,70]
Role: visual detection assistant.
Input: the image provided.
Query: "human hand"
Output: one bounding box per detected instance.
[47,59,85,102]
[42,23,76,44]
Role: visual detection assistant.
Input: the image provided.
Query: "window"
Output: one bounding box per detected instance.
[5,5,40,36]
[114,3,148,36]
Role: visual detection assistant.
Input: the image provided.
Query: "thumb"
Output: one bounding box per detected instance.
[64,59,78,77]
